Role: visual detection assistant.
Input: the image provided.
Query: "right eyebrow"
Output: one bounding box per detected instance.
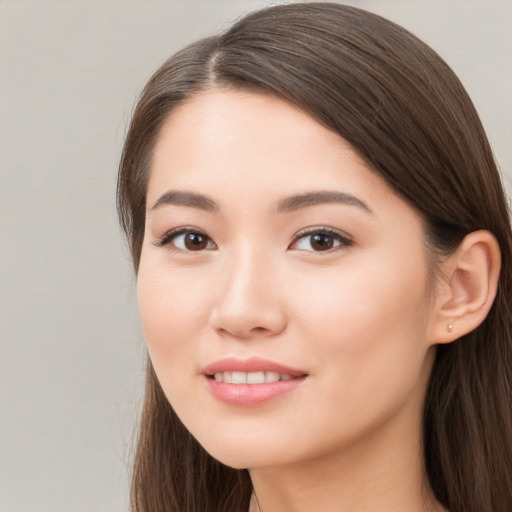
[150,190,219,212]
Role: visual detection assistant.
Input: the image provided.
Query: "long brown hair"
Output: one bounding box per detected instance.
[117,4,512,511]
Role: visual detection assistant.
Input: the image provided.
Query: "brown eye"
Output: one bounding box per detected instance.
[310,233,335,251]
[156,228,216,252]
[291,228,353,252]
[183,232,209,250]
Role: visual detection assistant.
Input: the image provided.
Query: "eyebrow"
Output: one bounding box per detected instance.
[150,190,219,212]
[277,191,372,213]
[150,189,372,214]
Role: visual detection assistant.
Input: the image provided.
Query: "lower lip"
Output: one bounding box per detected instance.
[204,376,306,407]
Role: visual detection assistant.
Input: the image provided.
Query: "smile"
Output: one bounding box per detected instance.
[212,371,295,384]
[203,357,308,407]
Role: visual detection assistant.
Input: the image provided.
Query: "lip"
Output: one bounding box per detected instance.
[202,357,308,407]
[203,356,306,377]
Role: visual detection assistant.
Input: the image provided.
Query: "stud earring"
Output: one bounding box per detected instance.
[447,323,453,333]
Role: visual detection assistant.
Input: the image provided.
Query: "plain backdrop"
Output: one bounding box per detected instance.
[0,1,510,511]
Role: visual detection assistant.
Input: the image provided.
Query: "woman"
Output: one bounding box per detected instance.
[117,3,512,511]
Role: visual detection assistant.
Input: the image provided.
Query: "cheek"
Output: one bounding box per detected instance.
[291,252,432,397]
[295,254,428,334]
[136,254,211,374]
[277,261,433,454]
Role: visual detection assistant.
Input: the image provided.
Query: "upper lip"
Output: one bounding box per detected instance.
[203,357,307,377]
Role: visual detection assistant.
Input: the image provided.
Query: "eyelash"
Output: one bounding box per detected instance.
[154,227,216,252]
[289,227,353,253]
[154,226,353,253]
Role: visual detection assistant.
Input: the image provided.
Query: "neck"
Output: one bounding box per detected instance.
[248,405,445,512]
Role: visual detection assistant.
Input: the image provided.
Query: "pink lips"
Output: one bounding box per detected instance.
[202,357,307,407]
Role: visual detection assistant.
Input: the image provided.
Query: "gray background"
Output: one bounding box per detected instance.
[1,1,510,511]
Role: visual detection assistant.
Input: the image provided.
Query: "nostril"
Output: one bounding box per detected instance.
[209,300,287,339]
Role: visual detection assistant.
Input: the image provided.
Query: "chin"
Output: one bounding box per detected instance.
[196,432,295,470]
[207,448,283,470]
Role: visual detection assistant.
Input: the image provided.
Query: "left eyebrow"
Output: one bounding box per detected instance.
[277,191,372,214]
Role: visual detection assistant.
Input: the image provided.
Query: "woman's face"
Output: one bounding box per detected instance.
[138,89,439,469]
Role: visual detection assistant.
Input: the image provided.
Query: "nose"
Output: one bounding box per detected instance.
[209,247,287,340]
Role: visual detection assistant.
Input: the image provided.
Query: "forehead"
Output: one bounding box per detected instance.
[152,88,355,169]
[151,90,370,187]
[146,88,416,227]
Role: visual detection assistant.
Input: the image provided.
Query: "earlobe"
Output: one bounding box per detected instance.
[430,230,501,344]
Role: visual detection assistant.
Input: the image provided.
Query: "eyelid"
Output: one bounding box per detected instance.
[153,226,217,251]
[289,226,353,252]
[153,225,352,253]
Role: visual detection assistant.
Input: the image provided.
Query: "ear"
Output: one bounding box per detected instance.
[430,230,501,344]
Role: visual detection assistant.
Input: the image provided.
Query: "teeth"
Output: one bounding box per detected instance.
[247,371,265,384]
[265,371,280,383]
[212,371,296,384]
[232,371,247,384]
